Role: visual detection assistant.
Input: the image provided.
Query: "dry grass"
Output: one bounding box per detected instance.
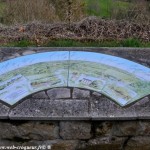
[3,0,60,24]
[50,0,86,23]
[2,0,86,25]
[1,0,150,25]
[126,0,150,23]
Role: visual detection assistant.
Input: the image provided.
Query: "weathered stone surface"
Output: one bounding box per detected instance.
[60,121,91,140]
[137,121,150,136]
[0,121,19,140]
[22,51,36,55]
[0,103,10,119]
[0,48,22,62]
[112,121,138,136]
[134,97,150,107]
[32,91,49,99]
[82,95,150,120]
[17,122,59,140]
[51,140,79,150]
[0,120,150,150]
[90,96,137,120]
[9,99,89,120]
[0,121,59,140]
[4,55,20,61]
[134,97,150,119]
[125,136,150,150]
[7,91,150,120]
[94,122,114,137]
[11,53,21,58]
[72,88,90,99]
[22,140,51,146]
[47,88,71,100]
[0,140,21,146]
[92,92,102,98]
[79,137,127,150]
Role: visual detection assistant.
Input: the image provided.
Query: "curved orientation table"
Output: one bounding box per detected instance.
[0,51,150,106]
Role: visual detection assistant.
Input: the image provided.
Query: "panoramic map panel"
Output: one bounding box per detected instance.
[69,51,150,106]
[0,52,69,105]
[0,51,150,106]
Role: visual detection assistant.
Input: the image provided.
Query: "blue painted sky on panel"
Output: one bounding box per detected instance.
[70,51,150,81]
[0,51,69,75]
[0,51,150,80]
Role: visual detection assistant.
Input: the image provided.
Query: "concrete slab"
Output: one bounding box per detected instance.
[9,99,89,120]
[90,95,137,120]
[0,102,10,119]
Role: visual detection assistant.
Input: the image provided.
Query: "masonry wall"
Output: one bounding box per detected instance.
[0,48,150,150]
[0,86,149,150]
[0,120,150,150]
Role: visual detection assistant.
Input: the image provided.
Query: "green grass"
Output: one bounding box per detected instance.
[1,38,150,48]
[0,1,5,11]
[4,40,36,47]
[120,38,142,47]
[0,1,5,19]
[44,39,150,48]
[85,0,130,18]
[45,39,119,47]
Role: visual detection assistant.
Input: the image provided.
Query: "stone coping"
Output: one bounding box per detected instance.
[0,47,150,120]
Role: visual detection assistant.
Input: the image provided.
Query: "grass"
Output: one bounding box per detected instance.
[1,38,150,48]
[0,1,5,20]
[0,1,5,12]
[45,39,120,47]
[85,0,130,18]
[4,40,36,47]
[120,38,142,47]
[0,0,131,24]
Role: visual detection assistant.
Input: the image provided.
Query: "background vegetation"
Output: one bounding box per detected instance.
[1,0,150,47]
[1,0,150,24]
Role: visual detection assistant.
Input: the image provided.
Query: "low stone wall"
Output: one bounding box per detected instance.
[0,120,150,150]
[0,47,150,149]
